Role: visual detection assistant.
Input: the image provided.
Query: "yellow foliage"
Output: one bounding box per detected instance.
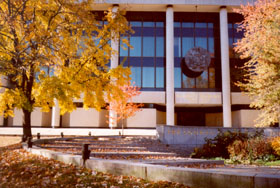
[0,0,132,122]
[271,137,280,156]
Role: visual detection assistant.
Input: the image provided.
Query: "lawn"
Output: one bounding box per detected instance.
[0,136,189,188]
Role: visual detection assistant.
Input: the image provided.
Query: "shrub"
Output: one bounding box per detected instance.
[191,129,264,159]
[227,137,274,162]
[271,137,280,156]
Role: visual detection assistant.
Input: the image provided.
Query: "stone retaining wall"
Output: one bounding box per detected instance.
[156,125,280,149]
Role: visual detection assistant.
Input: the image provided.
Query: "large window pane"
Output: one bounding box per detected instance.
[143,22,154,27]
[196,22,207,28]
[196,71,208,88]
[130,37,141,57]
[156,67,164,88]
[120,37,128,57]
[143,67,155,87]
[174,67,181,88]
[182,37,194,55]
[182,22,194,28]
[174,37,181,57]
[182,75,195,88]
[130,21,142,27]
[156,58,164,88]
[156,37,164,57]
[208,37,214,57]
[143,37,155,57]
[195,37,207,48]
[130,66,141,86]
[156,22,164,27]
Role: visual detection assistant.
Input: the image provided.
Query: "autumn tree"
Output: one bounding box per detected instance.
[234,0,280,126]
[0,0,131,139]
[107,82,143,136]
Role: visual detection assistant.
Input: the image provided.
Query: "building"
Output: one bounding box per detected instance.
[0,0,261,128]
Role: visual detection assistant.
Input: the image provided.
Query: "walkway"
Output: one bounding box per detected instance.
[0,127,156,136]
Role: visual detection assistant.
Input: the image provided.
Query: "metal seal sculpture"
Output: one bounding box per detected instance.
[181,47,211,78]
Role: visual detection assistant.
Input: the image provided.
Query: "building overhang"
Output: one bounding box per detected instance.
[92,0,256,13]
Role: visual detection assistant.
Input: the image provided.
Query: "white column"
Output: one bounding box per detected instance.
[166,5,175,125]
[109,5,119,129]
[220,7,232,127]
[51,99,60,128]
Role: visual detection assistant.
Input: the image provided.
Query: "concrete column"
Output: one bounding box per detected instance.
[220,7,232,127]
[166,5,175,125]
[51,99,60,128]
[109,5,119,129]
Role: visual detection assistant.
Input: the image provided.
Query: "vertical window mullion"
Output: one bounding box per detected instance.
[180,21,183,89]
[141,21,143,88]
[194,21,197,88]
[154,21,156,89]
[207,23,210,89]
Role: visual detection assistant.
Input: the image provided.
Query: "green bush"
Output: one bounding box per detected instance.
[191,129,264,159]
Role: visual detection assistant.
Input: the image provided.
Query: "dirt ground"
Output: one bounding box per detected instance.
[0,136,21,147]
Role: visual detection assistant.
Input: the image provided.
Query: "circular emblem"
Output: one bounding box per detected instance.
[184,47,211,72]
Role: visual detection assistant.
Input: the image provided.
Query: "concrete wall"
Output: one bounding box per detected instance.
[175,92,222,105]
[232,110,261,128]
[61,108,108,128]
[11,108,51,127]
[157,125,280,149]
[127,108,157,128]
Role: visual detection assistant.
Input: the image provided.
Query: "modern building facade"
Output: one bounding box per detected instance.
[0,0,261,128]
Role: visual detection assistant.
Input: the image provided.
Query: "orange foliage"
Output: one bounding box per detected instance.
[107,82,143,128]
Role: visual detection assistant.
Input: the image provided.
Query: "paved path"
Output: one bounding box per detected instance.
[0,127,156,136]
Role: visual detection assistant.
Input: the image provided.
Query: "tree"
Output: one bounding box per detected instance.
[0,0,131,139]
[234,0,280,126]
[107,82,143,136]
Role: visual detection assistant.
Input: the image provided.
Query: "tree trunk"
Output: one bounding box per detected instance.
[122,118,124,137]
[23,109,32,141]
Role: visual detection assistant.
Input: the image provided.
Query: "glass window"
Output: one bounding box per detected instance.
[208,37,214,56]
[130,37,142,57]
[143,22,154,27]
[182,75,195,88]
[174,22,181,27]
[130,21,142,27]
[196,22,207,28]
[196,71,208,88]
[182,22,194,28]
[174,37,181,57]
[174,67,181,88]
[156,58,164,88]
[208,23,214,28]
[143,67,155,87]
[156,37,164,57]
[156,22,164,27]
[182,37,194,55]
[143,37,155,57]
[120,37,128,57]
[174,19,216,90]
[195,37,207,49]
[156,67,164,88]
[130,66,141,87]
